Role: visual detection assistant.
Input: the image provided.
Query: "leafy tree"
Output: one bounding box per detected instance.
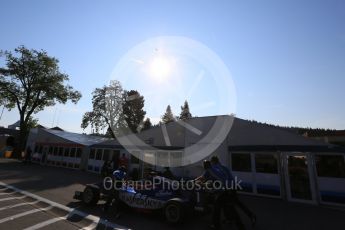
[27,116,38,130]
[142,118,153,131]
[0,46,81,154]
[179,100,192,120]
[122,90,146,133]
[161,105,175,124]
[81,80,124,137]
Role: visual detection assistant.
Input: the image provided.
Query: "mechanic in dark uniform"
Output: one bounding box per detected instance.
[203,158,238,230]
[101,160,112,179]
[195,160,216,182]
[196,160,231,229]
[211,156,256,229]
[103,165,127,217]
[162,167,175,180]
[113,165,127,185]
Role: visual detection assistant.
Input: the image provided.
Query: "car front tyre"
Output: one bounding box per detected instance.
[82,186,100,206]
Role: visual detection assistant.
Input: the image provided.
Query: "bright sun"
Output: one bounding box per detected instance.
[149,56,171,80]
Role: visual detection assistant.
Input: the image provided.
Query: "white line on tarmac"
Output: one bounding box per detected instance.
[0,181,130,230]
[23,208,81,230]
[0,196,25,202]
[0,206,53,224]
[81,221,98,230]
[0,191,16,195]
[0,201,39,211]
[23,215,67,230]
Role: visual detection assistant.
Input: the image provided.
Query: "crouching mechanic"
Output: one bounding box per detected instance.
[103,165,127,217]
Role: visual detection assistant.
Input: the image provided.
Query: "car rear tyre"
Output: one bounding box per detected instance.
[164,201,184,224]
[82,186,100,206]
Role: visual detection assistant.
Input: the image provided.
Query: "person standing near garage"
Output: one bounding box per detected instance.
[118,153,128,169]
[203,157,240,230]
[211,156,256,229]
[195,160,240,230]
[195,160,216,182]
[101,160,112,179]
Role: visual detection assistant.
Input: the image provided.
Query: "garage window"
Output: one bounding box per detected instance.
[49,146,53,155]
[96,149,103,160]
[53,147,58,156]
[232,153,251,172]
[316,155,345,178]
[76,148,82,158]
[103,149,110,161]
[171,151,183,166]
[131,154,140,164]
[89,149,95,159]
[58,147,63,156]
[157,151,169,166]
[255,154,278,174]
[64,148,70,157]
[38,145,43,154]
[70,148,76,158]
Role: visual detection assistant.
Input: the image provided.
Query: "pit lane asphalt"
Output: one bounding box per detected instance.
[0,182,129,230]
[1,158,344,230]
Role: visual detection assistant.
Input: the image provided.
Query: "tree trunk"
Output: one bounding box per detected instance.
[106,126,116,138]
[13,115,28,159]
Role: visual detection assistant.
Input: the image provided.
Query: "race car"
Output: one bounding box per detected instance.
[73,177,214,224]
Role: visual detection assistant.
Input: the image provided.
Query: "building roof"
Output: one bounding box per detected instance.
[36,125,48,129]
[42,129,108,146]
[92,115,344,152]
[8,120,20,129]
[226,118,343,152]
[50,126,64,131]
[305,129,345,137]
[0,127,19,137]
[227,118,327,146]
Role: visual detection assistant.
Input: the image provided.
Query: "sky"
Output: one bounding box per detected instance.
[0,0,344,133]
